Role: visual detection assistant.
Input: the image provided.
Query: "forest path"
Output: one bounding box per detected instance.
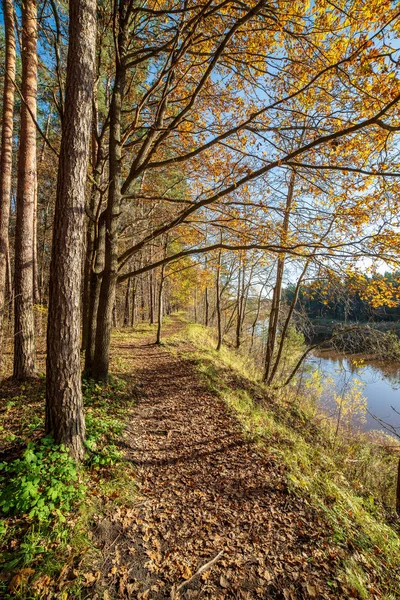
[96,317,346,600]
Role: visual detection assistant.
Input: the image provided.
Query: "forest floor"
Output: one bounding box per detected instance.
[90,316,352,600]
[2,315,399,599]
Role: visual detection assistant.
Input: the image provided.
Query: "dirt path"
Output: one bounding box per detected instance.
[96,320,347,600]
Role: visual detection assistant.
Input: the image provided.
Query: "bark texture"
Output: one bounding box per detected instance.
[14,0,37,379]
[0,0,16,348]
[46,0,96,460]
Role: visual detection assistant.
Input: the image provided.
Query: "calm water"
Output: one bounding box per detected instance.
[306,352,400,434]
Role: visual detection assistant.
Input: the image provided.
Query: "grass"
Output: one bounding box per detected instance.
[177,322,400,600]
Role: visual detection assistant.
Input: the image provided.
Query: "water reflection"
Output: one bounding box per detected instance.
[306,351,400,433]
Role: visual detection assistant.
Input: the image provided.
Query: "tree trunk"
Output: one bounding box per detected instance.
[37,114,52,306]
[149,270,154,324]
[235,262,242,349]
[156,264,165,344]
[14,0,37,379]
[263,172,295,383]
[112,300,117,328]
[46,0,96,460]
[6,244,12,322]
[267,258,310,385]
[84,210,105,374]
[205,286,209,326]
[130,275,136,327]
[33,161,40,305]
[82,84,104,352]
[396,457,400,516]
[250,282,266,351]
[140,272,145,320]
[93,83,124,377]
[84,273,103,373]
[216,250,222,351]
[123,277,131,326]
[0,0,16,352]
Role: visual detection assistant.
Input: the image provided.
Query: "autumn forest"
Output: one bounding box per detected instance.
[1,1,400,599]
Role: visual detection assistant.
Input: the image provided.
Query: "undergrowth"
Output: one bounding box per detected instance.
[0,361,136,599]
[179,322,400,600]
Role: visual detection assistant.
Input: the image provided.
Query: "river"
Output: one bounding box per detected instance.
[306,351,400,434]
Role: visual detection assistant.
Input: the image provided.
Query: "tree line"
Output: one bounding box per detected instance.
[286,272,400,324]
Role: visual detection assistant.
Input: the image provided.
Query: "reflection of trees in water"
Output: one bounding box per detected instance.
[305,352,400,434]
[304,357,367,431]
[311,352,400,389]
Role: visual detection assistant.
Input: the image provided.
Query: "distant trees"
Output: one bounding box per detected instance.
[288,273,400,325]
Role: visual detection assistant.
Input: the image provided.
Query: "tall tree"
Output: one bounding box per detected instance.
[0,0,16,350]
[91,0,128,380]
[45,0,96,460]
[14,0,37,379]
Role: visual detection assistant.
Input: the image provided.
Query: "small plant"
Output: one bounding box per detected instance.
[0,436,85,522]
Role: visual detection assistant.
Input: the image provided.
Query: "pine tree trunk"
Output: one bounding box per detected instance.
[14,0,37,379]
[37,114,51,306]
[33,163,40,305]
[0,0,16,352]
[46,0,96,460]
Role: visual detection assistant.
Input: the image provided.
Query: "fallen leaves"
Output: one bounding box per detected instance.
[8,568,35,593]
[82,571,101,586]
[87,324,350,599]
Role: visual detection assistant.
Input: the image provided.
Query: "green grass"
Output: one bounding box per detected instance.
[178,322,400,600]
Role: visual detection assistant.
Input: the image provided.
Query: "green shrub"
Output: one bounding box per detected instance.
[0,436,85,522]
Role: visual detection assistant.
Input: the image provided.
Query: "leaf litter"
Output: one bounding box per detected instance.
[90,320,355,600]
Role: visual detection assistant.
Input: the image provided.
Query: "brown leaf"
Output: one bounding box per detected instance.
[8,574,22,593]
[306,584,317,598]
[82,571,100,586]
[31,574,52,593]
[220,574,229,588]
[8,568,35,592]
